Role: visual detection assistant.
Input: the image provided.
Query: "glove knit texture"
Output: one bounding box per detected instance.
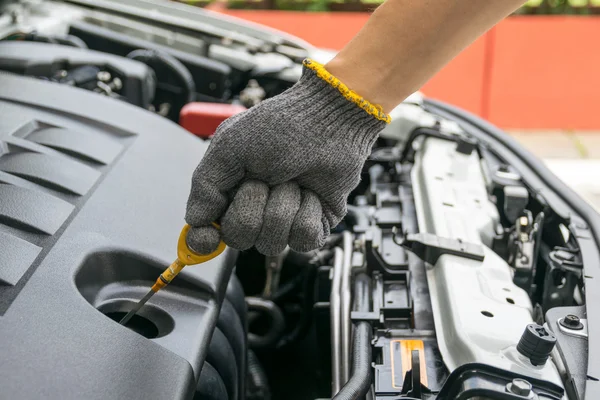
[186,60,387,255]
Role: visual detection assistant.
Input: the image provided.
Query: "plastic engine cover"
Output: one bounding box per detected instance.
[0,74,238,399]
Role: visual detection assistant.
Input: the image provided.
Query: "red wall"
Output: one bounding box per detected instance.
[218,10,600,130]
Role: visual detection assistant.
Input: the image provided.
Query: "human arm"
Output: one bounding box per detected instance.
[185,0,526,255]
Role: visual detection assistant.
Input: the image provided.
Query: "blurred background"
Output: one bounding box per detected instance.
[174,0,600,208]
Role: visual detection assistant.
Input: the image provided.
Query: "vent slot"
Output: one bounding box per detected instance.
[0,183,74,235]
[0,232,41,286]
[0,152,100,196]
[26,127,122,165]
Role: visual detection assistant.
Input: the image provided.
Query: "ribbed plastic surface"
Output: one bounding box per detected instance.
[0,74,237,400]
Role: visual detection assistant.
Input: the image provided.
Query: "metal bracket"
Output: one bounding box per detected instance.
[558,318,588,339]
[392,228,485,265]
[262,249,288,298]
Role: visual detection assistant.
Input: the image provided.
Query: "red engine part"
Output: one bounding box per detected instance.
[179,102,247,139]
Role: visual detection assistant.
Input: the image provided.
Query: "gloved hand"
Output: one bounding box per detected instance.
[185,59,389,256]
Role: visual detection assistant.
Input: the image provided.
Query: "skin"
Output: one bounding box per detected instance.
[326,0,526,113]
[187,0,527,254]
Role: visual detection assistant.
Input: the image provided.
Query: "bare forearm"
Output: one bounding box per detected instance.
[325,0,525,112]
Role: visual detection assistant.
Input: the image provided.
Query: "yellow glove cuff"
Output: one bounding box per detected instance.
[303,58,391,124]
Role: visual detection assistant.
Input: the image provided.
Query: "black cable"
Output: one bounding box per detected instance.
[126,48,196,104]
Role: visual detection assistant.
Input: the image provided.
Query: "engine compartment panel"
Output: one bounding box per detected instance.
[0,1,597,399]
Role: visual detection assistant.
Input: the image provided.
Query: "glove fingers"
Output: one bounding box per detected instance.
[186,178,229,226]
[186,225,220,255]
[186,150,245,226]
[255,182,302,256]
[289,190,328,253]
[221,180,269,250]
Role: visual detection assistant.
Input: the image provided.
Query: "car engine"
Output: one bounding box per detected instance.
[0,1,597,400]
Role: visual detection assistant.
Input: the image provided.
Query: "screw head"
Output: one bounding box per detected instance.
[96,71,111,82]
[560,314,584,330]
[507,378,532,396]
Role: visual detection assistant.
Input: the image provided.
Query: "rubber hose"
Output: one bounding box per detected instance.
[217,300,246,400]
[126,48,195,103]
[333,274,372,399]
[195,362,229,400]
[332,322,373,400]
[60,34,88,49]
[246,350,271,400]
[226,274,247,330]
[26,33,87,48]
[400,127,450,162]
[25,33,58,44]
[246,297,285,349]
[276,262,318,348]
[271,268,307,303]
[207,328,239,400]
[366,386,374,400]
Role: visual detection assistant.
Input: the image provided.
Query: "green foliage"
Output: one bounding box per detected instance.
[175,0,600,13]
[518,0,600,14]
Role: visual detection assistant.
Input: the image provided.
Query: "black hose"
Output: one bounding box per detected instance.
[332,274,372,399]
[275,262,318,348]
[25,33,88,48]
[400,126,449,162]
[246,297,285,349]
[207,328,239,400]
[195,362,229,400]
[217,300,246,400]
[126,48,195,103]
[246,350,271,400]
[60,34,88,49]
[332,322,373,400]
[271,270,306,303]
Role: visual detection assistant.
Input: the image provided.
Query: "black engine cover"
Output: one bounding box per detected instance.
[0,73,238,399]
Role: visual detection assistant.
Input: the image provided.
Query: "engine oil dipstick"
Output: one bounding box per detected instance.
[119,223,226,326]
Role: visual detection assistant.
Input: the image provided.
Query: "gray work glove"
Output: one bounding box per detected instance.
[185,61,387,256]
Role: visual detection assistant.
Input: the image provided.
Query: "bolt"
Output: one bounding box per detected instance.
[560,314,584,330]
[97,71,111,82]
[565,314,580,326]
[111,77,123,91]
[507,378,532,396]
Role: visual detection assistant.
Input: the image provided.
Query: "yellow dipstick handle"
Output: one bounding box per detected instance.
[119,223,226,327]
[151,223,226,293]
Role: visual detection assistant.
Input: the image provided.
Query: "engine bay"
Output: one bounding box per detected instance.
[0,0,310,122]
[0,1,597,399]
